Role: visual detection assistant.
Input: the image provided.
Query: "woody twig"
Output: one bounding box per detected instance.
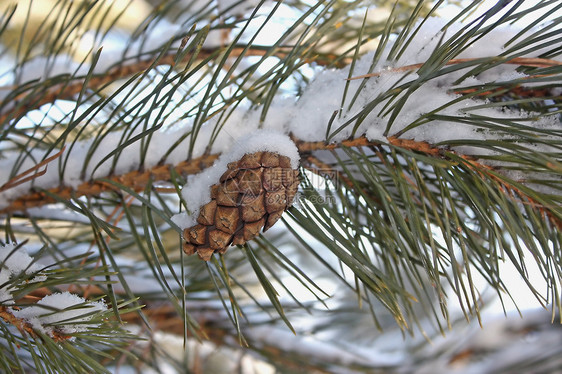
[0,306,71,342]
[347,57,562,80]
[0,47,349,126]
[0,136,559,231]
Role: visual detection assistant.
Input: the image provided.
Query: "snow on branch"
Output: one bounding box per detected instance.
[0,0,281,122]
[0,243,46,304]
[0,245,107,342]
[0,17,559,218]
[0,47,288,127]
[286,17,560,145]
[11,292,107,341]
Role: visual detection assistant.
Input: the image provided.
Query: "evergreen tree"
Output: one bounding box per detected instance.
[0,0,561,372]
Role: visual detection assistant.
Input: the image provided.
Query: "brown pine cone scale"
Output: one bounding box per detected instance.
[182,151,299,261]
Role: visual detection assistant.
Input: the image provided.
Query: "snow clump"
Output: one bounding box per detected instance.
[12,292,108,340]
[0,244,46,304]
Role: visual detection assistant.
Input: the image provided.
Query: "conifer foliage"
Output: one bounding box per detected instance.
[0,0,561,372]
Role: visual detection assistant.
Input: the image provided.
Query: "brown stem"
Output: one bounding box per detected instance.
[0,305,71,342]
[0,154,218,214]
[0,48,231,125]
[0,147,65,192]
[386,136,562,229]
[1,136,559,230]
[3,55,553,126]
[0,138,378,215]
[348,57,562,80]
[293,136,374,152]
[452,85,557,98]
[304,154,384,207]
[0,47,349,126]
[299,135,561,230]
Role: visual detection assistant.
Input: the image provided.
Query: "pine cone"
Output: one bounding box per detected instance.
[182,151,299,261]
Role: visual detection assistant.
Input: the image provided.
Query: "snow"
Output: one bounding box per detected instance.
[12,291,107,339]
[0,245,106,340]
[286,16,560,148]
[0,244,43,277]
[406,308,562,374]
[246,324,400,368]
[26,206,92,224]
[0,244,46,304]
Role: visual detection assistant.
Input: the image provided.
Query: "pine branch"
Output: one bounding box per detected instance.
[3,134,560,231]
[348,57,562,80]
[387,136,562,229]
[0,46,351,126]
[0,147,65,192]
[2,138,379,216]
[0,154,217,214]
[0,306,71,342]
